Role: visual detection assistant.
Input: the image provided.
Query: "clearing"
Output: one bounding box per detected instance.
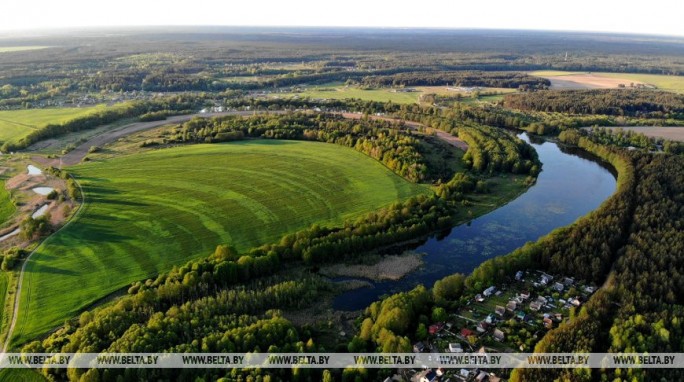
[530,70,684,92]
[273,84,515,104]
[0,106,107,148]
[600,126,684,142]
[13,140,430,344]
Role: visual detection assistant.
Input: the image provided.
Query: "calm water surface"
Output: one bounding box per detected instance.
[333,133,617,310]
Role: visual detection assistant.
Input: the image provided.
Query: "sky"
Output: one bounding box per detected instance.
[1,0,683,37]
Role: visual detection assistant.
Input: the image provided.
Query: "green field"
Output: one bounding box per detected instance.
[530,70,684,93]
[0,181,15,225]
[0,368,46,382]
[0,106,107,147]
[0,46,50,53]
[279,85,422,103]
[278,84,515,104]
[13,140,430,344]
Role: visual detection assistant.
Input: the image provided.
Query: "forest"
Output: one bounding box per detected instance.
[359,71,550,89]
[504,89,684,119]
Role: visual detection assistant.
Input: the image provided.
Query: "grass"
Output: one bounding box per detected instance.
[276,84,516,104]
[0,180,15,225]
[0,368,46,382]
[13,140,430,344]
[0,106,107,147]
[279,85,421,104]
[0,46,50,53]
[530,70,684,93]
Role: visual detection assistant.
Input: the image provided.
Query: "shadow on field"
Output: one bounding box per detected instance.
[27,263,79,276]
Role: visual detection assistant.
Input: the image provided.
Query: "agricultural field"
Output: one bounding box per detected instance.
[274,84,515,104]
[602,126,684,142]
[0,368,45,382]
[0,106,107,148]
[530,70,684,92]
[0,46,50,53]
[13,140,430,344]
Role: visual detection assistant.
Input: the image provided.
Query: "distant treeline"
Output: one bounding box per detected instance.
[360,71,550,89]
[504,90,684,119]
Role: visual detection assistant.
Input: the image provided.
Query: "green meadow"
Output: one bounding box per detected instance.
[0,106,106,147]
[13,140,430,344]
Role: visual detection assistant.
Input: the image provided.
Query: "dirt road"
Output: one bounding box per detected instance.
[41,111,272,166]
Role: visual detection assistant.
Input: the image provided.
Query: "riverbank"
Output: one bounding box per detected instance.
[320,252,425,281]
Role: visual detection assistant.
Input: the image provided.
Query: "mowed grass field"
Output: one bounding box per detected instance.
[0,368,46,382]
[276,84,515,104]
[14,140,430,344]
[530,70,684,93]
[0,106,106,147]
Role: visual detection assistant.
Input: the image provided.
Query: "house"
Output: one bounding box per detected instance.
[483,286,497,297]
[493,329,505,342]
[475,370,490,382]
[495,305,506,316]
[553,282,565,292]
[506,300,518,312]
[519,291,530,300]
[554,313,563,321]
[413,342,426,353]
[540,273,553,285]
[569,297,582,307]
[429,323,445,335]
[529,300,543,311]
[489,375,502,382]
[584,286,596,294]
[562,277,575,286]
[415,369,438,382]
[460,328,475,338]
[543,317,554,329]
[485,314,497,324]
[516,311,526,320]
[449,343,463,353]
[477,321,490,333]
[515,270,524,281]
[475,294,485,302]
[459,369,472,378]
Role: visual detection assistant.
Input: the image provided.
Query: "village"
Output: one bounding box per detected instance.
[404,270,597,382]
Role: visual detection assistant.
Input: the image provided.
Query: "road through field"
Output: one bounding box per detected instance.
[54,111,275,166]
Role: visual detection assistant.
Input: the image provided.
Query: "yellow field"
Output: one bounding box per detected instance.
[530,71,684,93]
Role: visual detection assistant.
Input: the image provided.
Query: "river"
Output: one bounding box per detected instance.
[333,133,617,310]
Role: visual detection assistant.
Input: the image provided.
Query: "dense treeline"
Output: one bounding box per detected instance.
[2,95,204,152]
[513,146,684,381]
[459,125,539,174]
[361,71,550,89]
[504,89,684,119]
[30,275,337,381]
